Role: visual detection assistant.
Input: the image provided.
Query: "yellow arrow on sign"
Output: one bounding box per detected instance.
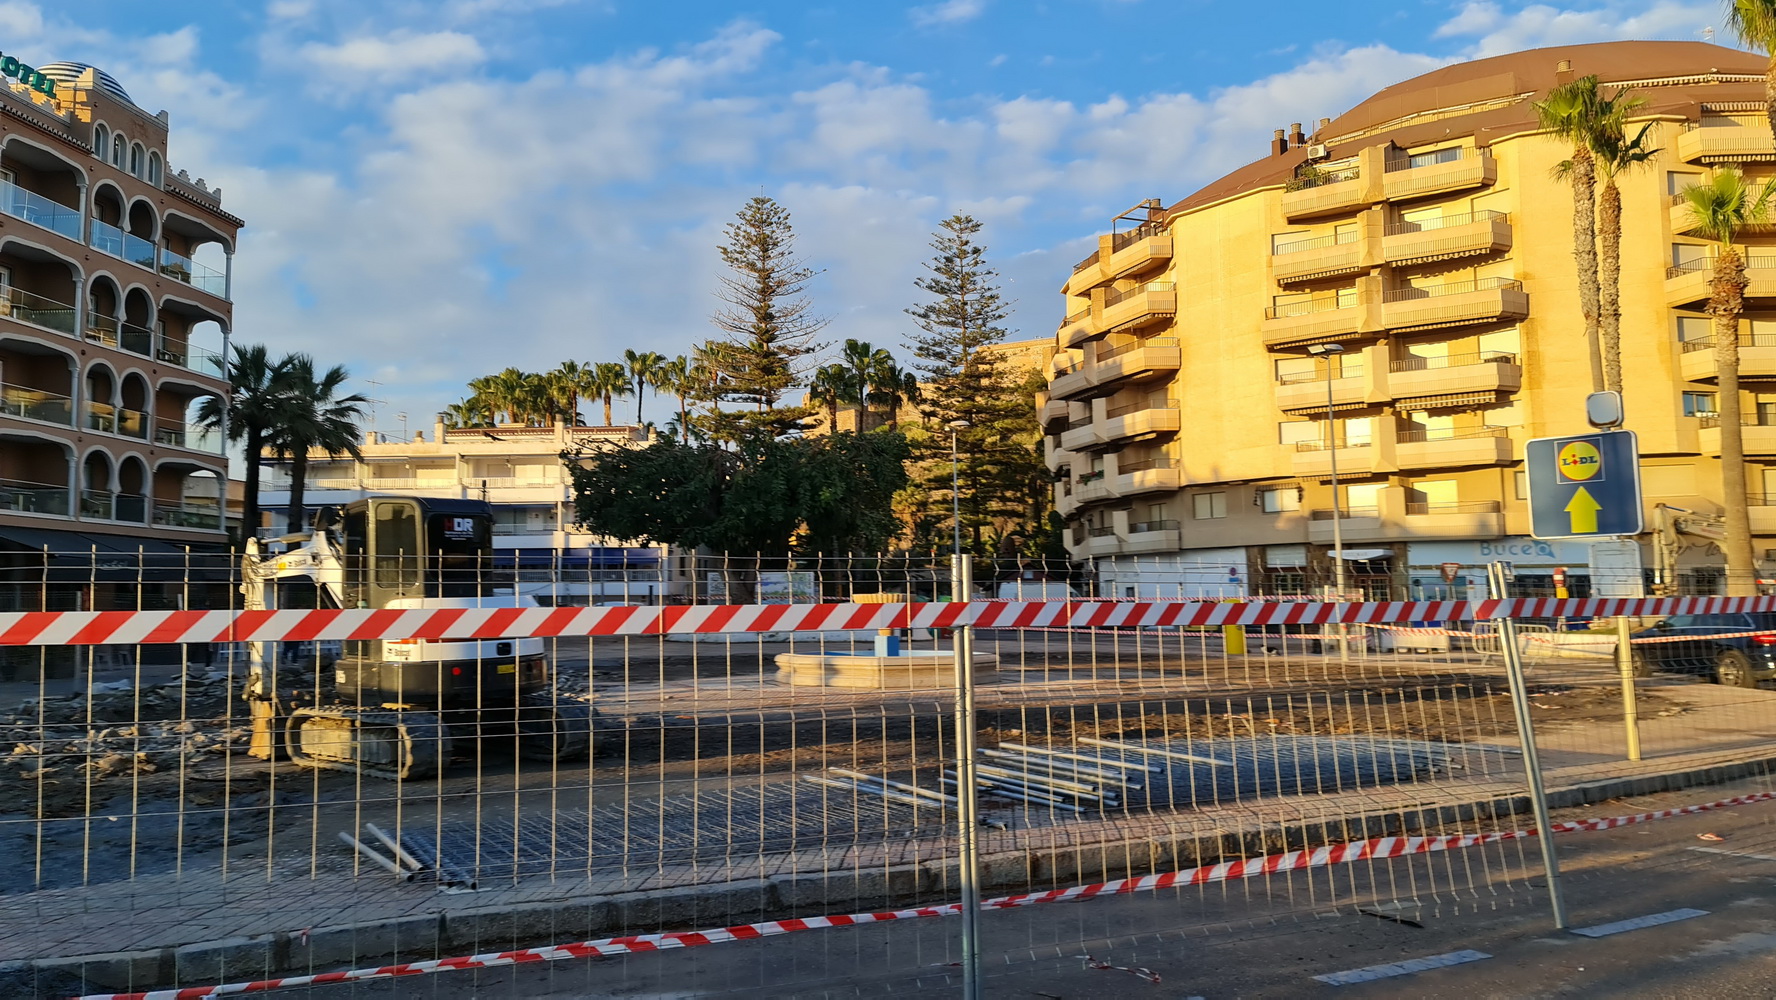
[1566,486,1602,533]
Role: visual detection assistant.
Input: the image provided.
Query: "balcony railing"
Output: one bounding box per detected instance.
[1105,396,1171,419]
[1295,439,1372,452]
[1389,351,1517,372]
[0,476,70,515]
[1087,525,1116,537]
[1077,470,1106,484]
[1266,294,1357,319]
[0,382,72,424]
[1405,500,1503,515]
[115,493,147,523]
[79,488,114,520]
[1681,332,1776,351]
[1276,366,1361,385]
[154,417,224,453]
[1110,222,1165,253]
[1102,281,1175,309]
[1310,507,1380,520]
[89,220,159,270]
[1285,164,1360,191]
[1273,231,1360,255]
[153,502,222,529]
[1700,413,1776,428]
[1666,254,1776,279]
[85,313,121,349]
[1117,457,1173,473]
[1382,147,1488,173]
[156,337,226,375]
[0,285,77,335]
[1382,209,1506,236]
[0,180,80,240]
[1395,425,1509,444]
[1127,519,1179,534]
[159,249,228,298]
[120,322,153,356]
[1097,336,1178,363]
[84,400,116,434]
[1381,277,1521,302]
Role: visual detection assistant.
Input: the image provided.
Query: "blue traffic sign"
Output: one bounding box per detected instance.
[1525,430,1642,539]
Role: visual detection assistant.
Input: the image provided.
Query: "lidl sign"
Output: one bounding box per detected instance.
[1525,430,1642,539]
[0,55,56,97]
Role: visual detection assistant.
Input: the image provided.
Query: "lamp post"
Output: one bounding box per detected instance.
[949,419,970,556]
[944,417,981,997]
[1305,343,1348,658]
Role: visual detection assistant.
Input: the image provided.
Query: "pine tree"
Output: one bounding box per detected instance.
[906,214,1046,551]
[709,195,827,438]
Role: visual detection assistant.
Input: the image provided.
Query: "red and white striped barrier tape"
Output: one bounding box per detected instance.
[79,789,1776,999]
[13,595,1776,647]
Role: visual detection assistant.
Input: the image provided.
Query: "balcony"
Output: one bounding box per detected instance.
[1395,425,1513,469]
[153,502,223,530]
[1059,416,1096,453]
[1122,520,1181,554]
[1082,526,1121,558]
[1050,360,1091,400]
[89,219,159,271]
[156,337,226,377]
[1272,232,1365,284]
[1091,337,1181,389]
[1400,499,1505,538]
[1381,211,1511,266]
[1666,255,1776,307]
[0,476,69,516]
[1281,165,1364,220]
[1274,370,1365,413]
[1380,277,1527,333]
[1099,399,1180,444]
[1066,226,1172,295]
[1388,352,1522,402]
[1675,120,1776,164]
[1110,461,1181,498]
[1100,281,1176,334]
[0,180,79,241]
[84,401,149,439]
[1057,307,1095,349]
[1073,472,1112,506]
[1381,148,1496,201]
[1262,294,1366,347]
[1678,335,1776,382]
[1039,396,1070,430]
[0,285,76,336]
[120,322,153,357]
[0,382,72,425]
[1054,480,1078,516]
[1308,506,1385,544]
[1292,439,1374,479]
[153,417,224,454]
[159,249,229,300]
[1698,414,1776,456]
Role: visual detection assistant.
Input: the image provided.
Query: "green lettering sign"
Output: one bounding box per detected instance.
[0,52,55,96]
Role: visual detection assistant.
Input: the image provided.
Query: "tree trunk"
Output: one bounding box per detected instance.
[287,452,309,535]
[1572,145,1604,393]
[241,425,262,546]
[1598,177,1624,395]
[602,393,613,427]
[1766,59,1776,139]
[635,382,644,424]
[1715,248,1757,596]
[678,397,690,442]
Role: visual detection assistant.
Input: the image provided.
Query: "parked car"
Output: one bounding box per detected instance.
[1631,613,1776,686]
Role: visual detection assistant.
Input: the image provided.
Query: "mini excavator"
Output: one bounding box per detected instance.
[240,496,593,780]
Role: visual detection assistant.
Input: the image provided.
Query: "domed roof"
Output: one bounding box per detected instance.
[38,62,132,104]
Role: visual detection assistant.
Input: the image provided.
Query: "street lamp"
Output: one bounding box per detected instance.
[1305,344,1348,654]
[948,419,971,557]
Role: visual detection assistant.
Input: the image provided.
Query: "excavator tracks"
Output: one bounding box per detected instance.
[514,695,596,762]
[287,707,450,781]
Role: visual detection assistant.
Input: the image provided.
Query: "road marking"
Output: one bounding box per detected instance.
[1569,908,1710,938]
[1312,949,1491,985]
[1690,846,1776,863]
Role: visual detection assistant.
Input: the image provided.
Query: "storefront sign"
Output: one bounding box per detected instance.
[0,54,54,96]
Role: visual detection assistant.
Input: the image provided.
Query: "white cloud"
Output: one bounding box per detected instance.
[910,0,986,28]
[1436,0,1719,57]
[297,30,486,80]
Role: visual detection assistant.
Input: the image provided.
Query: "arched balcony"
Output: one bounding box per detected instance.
[0,432,72,517]
[0,137,83,244]
[152,387,223,456]
[120,286,154,357]
[0,334,74,428]
[154,303,225,377]
[151,460,223,531]
[159,211,229,301]
[79,450,114,520]
[116,456,148,523]
[87,185,157,272]
[0,239,79,339]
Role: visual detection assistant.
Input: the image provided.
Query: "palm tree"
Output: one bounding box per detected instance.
[1589,89,1658,396]
[442,399,490,429]
[1685,169,1775,595]
[268,354,368,533]
[870,362,920,430]
[623,349,664,424]
[550,361,590,425]
[197,344,293,543]
[838,340,876,430]
[470,367,532,425]
[809,363,851,430]
[1535,75,1609,392]
[653,355,694,441]
[1726,1,1776,138]
[589,362,630,426]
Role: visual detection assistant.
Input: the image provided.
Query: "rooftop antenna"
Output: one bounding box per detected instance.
[396,411,408,443]
[1703,26,1715,41]
[364,380,386,433]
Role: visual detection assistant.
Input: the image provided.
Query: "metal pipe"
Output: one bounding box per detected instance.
[1498,613,1568,929]
[365,822,423,872]
[951,552,982,1000]
[336,831,412,881]
[997,741,1164,773]
[1077,736,1235,767]
[825,767,959,806]
[803,775,950,811]
[1616,616,1642,761]
[977,749,1143,786]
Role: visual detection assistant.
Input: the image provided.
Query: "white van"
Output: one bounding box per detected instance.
[996,580,1082,601]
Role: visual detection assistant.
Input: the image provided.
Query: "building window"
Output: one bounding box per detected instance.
[147,151,162,186]
[111,134,125,168]
[129,143,145,177]
[1407,146,1463,168]
[1676,315,1712,344]
[1278,420,1318,445]
[1259,487,1300,513]
[1683,391,1718,417]
[1193,492,1227,520]
[1515,470,1528,499]
[94,124,108,160]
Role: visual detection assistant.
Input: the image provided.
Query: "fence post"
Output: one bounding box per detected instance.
[1496,611,1569,930]
[951,552,983,999]
[1616,616,1642,761]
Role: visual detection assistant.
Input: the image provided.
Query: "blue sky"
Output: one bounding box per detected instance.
[25,0,1742,432]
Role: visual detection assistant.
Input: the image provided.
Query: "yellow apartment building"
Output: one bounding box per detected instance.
[1041,41,1775,599]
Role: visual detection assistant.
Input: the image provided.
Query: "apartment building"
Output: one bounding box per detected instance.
[258,418,692,603]
[0,62,235,557]
[1042,41,1773,599]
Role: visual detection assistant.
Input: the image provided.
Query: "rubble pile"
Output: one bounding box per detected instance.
[3,672,251,782]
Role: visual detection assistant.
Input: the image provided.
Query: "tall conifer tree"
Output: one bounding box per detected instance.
[708,195,827,438]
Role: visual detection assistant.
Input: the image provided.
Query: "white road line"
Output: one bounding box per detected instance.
[1690,846,1776,863]
[1569,908,1710,938]
[1311,949,1491,986]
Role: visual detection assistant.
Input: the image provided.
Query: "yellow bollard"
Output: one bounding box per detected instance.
[1220,598,1247,655]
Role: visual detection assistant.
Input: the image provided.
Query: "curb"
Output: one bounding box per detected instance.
[23,750,1776,994]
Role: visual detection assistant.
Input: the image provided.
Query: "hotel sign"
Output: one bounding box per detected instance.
[0,54,55,96]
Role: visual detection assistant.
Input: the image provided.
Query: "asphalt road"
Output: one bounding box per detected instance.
[218,774,1776,998]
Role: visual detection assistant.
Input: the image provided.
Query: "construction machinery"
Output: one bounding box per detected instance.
[241,496,593,780]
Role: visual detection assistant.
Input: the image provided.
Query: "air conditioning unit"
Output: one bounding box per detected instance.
[1306,143,1330,160]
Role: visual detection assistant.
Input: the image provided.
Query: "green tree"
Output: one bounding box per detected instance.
[709,195,827,437]
[442,398,491,429]
[1726,0,1776,138]
[589,362,630,426]
[1535,75,1610,392]
[550,361,591,425]
[468,367,532,425]
[809,363,852,431]
[867,353,919,430]
[1684,168,1775,595]
[197,343,292,543]
[267,355,368,533]
[652,355,695,442]
[623,348,665,424]
[905,214,1044,551]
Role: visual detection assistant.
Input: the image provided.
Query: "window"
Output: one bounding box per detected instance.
[128,143,144,177]
[1407,146,1463,169]
[1278,420,1318,445]
[111,134,124,167]
[1683,391,1718,417]
[1346,483,1384,512]
[1192,492,1227,520]
[1672,243,1708,267]
[146,151,161,186]
[94,124,108,160]
[1514,470,1529,499]
[1259,487,1300,513]
[1341,416,1373,446]
[1668,171,1702,196]
[1677,315,1712,343]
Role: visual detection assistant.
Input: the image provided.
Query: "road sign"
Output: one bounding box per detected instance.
[1525,429,1642,539]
